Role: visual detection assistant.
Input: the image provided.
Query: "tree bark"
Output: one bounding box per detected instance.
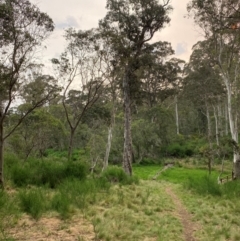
[122,68,132,175]
[103,126,113,171]
[68,128,75,161]
[225,101,228,136]
[175,95,180,135]
[0,123,4,188]
[213,106,219,146]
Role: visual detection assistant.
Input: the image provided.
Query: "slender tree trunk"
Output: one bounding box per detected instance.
[225,101,229,136]
[224,78,240,178]
[206,105,212,143]
[103,126,113,171]
[122,69,132,175]
[206,104,213,174]
[217,99,223,137]
[0,123,4,188]
[175,95,179,135]
[68,128,75,161]
[213,106,219,146]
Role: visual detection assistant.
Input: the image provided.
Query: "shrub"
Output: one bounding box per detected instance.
[65,161,87,180]
[11,164,33,187]
[51,191,71,219]
[101,166,139,185]
[18,189,45,219]
[166,143,186,158]
[39,161,66,188]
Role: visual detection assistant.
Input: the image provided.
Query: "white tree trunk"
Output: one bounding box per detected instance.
[206,105,212,145]
[213,106,219,146]
[225,101,229,136]
[175,95,180,135]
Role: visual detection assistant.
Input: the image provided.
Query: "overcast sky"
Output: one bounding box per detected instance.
[31,0,204,71]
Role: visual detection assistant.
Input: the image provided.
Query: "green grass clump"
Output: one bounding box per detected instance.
[18,189,46,219]
[185,175,222,196]
[9,158,88,188]
[65,161,87,180]
[51,191,71,219]
[11,164,32,187]
[101,166,139,185]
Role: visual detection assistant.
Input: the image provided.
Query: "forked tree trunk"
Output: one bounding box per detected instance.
[122,69,132,175]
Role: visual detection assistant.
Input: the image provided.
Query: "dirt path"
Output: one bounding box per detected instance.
[165,186,197,241]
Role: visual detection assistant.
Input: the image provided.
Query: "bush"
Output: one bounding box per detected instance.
[51,191,71,219]
[18,189,45,219]
[39,161,66,188]
[11,163,33,187]
[166,143,186,158]
[101,166,139,185]
[65,161,87,180]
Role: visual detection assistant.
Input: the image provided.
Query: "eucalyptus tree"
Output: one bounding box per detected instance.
[52,28,107,161]
[0,0,56,186]
[183,41,225,144]
[99,0,172,175]
[188,0,240,178]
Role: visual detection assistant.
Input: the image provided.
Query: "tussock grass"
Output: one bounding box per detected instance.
[18,188,46,220]
[88,181,183,241]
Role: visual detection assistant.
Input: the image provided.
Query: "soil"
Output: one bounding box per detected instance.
[165,186,198,241]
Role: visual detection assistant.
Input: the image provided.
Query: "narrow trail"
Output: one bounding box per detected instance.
[165,186,197,241]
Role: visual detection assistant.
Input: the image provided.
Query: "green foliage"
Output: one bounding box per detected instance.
[11,163,32,187]
[65,161,87,180]
[9,157,88,188]
[51,191,71,219]
[101,166,139,185]
[185,175,222,196]
[18,189,45,220]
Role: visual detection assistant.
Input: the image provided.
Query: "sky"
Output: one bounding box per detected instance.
[31,0,204,71]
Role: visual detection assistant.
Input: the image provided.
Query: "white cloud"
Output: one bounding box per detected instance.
[30,0,204,71]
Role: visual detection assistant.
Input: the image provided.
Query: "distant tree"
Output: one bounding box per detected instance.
[0,0,55,187]
[52,28,107,161]
[188,0,240,178]
[99,0,172,175]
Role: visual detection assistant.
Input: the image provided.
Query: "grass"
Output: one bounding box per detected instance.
[2,156,240,241]
[87,181,183,241]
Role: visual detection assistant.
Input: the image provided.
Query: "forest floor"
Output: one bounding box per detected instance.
[3,163,240,241]
[5,180,200,241]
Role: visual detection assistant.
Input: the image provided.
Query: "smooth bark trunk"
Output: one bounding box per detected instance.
[213,106,219,146]
[224,77,240,178]
[122,69,132,175]
[225,102,229,136]
[206,105,212,144]
[175,96,179,135]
